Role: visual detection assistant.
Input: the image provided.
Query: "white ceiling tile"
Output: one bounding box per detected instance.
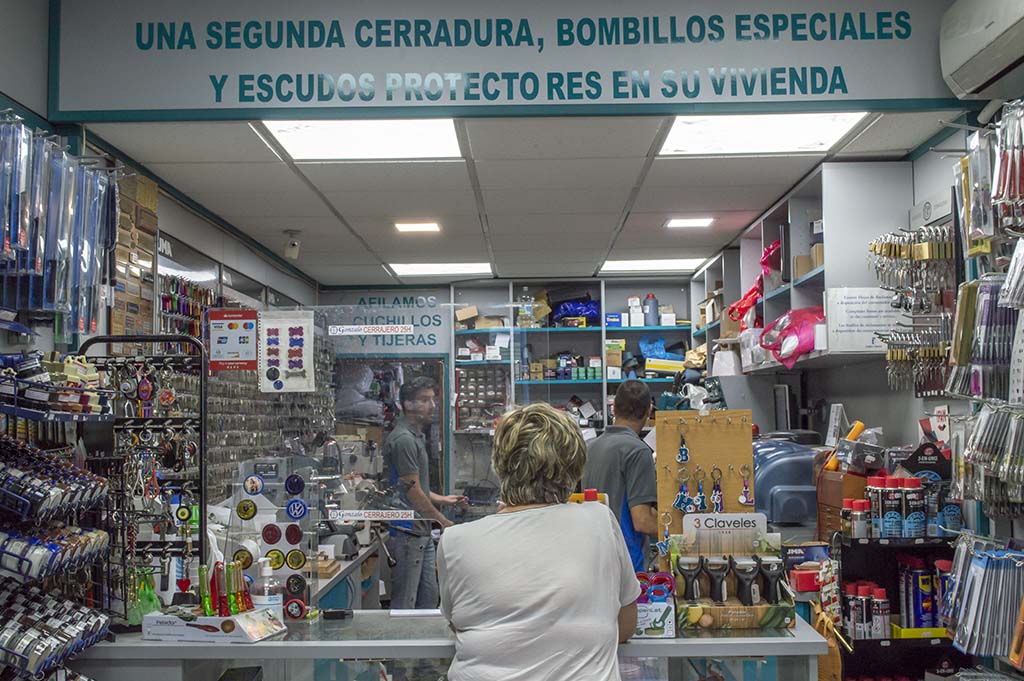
[495,263,598,277]
[633,186,787,212]
[324,190,479,217]
[607,246,718,261]
[644,156,821,188]
[348,215,482,239]
[298,161,472,192]
[232,216,353,238]
[488,213,621,235]
[465,117,665,160]
[307,264,396,285]
[621,211,758,249]
[147,162,298,197]
[483,188,630,214]
[374,234,490,260]
[194,190,333,219]
[475,158,645,190]
[88,123,276,163]
[837,110,965,156]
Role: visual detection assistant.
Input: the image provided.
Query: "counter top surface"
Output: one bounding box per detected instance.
[82,612,826,660]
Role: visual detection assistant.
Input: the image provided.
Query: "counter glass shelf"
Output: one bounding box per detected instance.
[76,612,826,681]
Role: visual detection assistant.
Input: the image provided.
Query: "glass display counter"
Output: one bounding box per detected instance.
[73,611,826,681]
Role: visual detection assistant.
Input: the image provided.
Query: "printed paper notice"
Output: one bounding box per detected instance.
[209,309,258,371]
[825,288,901,352]
[259,310,315,393]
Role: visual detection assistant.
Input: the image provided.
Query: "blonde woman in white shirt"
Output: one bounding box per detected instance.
[438,403,640,681]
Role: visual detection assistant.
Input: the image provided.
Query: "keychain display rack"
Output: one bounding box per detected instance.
[79,334,207,627]
[653,410,754,571]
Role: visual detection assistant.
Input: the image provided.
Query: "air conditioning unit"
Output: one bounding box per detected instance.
[940,0,1024,99]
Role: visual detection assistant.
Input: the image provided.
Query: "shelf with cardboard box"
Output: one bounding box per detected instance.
[690,163,914,378]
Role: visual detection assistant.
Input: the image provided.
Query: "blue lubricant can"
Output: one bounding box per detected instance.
[910,568,934,628]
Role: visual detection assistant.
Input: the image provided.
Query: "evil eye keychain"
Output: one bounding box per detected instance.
[693,466,708,512]
[738,464,755,506]
[676,431,689,463]
[710,465,724,513]
[672,467,694,513]
[655,512,673,557]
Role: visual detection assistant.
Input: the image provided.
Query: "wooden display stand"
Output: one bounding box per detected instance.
[654,410,754,570]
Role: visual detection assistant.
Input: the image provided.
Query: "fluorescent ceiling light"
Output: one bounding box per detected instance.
[660,113,867,156]
[666,217,714,228]
[391,263,492,277]
[600,259,705,273]
[395,222,441,233]
[263,119,461,160]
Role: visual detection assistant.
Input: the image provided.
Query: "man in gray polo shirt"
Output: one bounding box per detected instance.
[583,380,658,572]
[384,376,467,609]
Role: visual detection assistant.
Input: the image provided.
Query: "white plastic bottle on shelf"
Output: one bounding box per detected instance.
[250,557,284,621]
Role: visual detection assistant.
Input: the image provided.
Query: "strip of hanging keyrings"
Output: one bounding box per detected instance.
[868,224,957,396]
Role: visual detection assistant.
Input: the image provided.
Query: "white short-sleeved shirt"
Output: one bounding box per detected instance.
[438,502,641,681]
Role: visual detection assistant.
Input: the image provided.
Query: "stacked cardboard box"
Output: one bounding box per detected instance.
[112,176,158,352]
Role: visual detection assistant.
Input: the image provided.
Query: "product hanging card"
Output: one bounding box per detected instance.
[259,310,315,393]
[209,309,258,371]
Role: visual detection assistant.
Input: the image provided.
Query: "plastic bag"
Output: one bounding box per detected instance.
[760,239,781,277]
[729,274,764,330]
[552,299,600,324]
[759,306,825,369]
[639,336,685,362]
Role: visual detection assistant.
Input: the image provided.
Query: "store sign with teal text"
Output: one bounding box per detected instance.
[51,0,956,121]
[324,289,451,356]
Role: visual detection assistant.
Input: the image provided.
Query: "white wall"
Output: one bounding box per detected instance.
[157,196,317,305]
[0,0,49,116]
[913,131,967,203]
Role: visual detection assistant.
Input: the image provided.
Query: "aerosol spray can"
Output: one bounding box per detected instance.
[902,478,925,539]
[882,478,904,538]
[925,481,942,537]
[844,583,858,637]
[851,500,870,539]
[865,476,885,538]
[872,588,890,639]
[856,585,873,640]
[841,498,855,536]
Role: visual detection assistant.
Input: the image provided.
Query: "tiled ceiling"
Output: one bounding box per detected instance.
[86,110,962,286]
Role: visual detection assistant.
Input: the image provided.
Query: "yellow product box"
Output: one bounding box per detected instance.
[605,338,626,351]
[645,357,687,374]
[889,622,950,640]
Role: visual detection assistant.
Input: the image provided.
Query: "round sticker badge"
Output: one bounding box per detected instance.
[285,549,307,570]
[261,523,282,545]
[286,498,307,521]
[273,380,284,391]
[266,549,285,570]
[285,524,303,545]
[266,367,280,381]
[233,549,253,570]
[284,598,307,620]
[175,506,192,523]
[284,474,305,496]
[286,574,307,597]
[243,475,264,496]
[236,499,257,521]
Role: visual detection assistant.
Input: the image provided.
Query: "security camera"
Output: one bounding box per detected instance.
[283,230,301,260]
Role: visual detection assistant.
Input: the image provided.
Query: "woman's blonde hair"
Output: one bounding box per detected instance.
[492,403,586,506]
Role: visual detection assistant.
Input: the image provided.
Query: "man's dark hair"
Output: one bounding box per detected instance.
[399,376,437,411]
[614,380,652,422]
